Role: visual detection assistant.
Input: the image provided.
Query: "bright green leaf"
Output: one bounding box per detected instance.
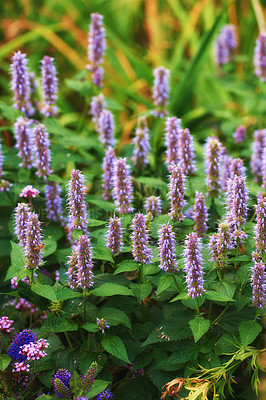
[40,315,78,332]
[239,320,262,349]
[99,307,131,328]
[189,316,210,343]
[101,335,130,363]
[31,284,58,302]
[91,283,134,297]
[85,380,111,399]
[0,354,11,371]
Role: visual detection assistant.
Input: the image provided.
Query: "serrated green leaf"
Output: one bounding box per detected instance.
[43,238,57,258]
[91,283,134,297]
[56,288,82,300]
[40,315,78,332]
[92,245,114,262]
[211,281,236,299]
[170,292,189,302]
[101,335,130,363]
[189,316,210,343]
[135,177,168,190]
[239,320,262,349]
[69,371,81,396]
[31,284,58,302]
[129,282,152,302]
[157,275,175,295]
[85,379,111,399]
[81,323,99,332]
[206,291,235,302]
[99,307,131,328]
[88,219,106,227]
[0,354,11,371]
[114,260,138,275]
[5,241,26,281]
[35,396,58,400]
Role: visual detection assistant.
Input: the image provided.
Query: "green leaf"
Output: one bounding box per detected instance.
[170,292,189,302]
[101,335,130,363]
[56,288,82,300]
[88,219,107,227]
[161,343,198,365]
[99,307,131,328]
[31,284,58,302]
[5,241,26,281]
[129,282,152,302]
[92,245,114,262]
[43,238,57,258]
[72,229,84,243]
[239,320,262,349]
[40,315,78,332]
[211,281,236,299]
[189,316,210,343]
[87,198,115,211]
[69,371,81,396]
[65,78,93,96]
[157,275,175,295]
[35,396,58,400]
[135,177,168,190]
[0,354,11,371]
[206,291,235,302]
[81,323,99,333]
[114,260,138,275]
[91,283,134,297]
[85,380,111,399]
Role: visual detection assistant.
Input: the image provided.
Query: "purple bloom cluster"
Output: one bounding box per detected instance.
[184,233,205,298]
[152,66,169,116]
[95,389,114,400]
[144,196,162,217]
[106,216,123,255]
[251,129,266,184]
[158,223,177,272]
[96,317,110,333]
[90,93,105,126]
[0,316,14,333]
[14,203,31,247]
[25,212,44,269]
[132,116,150,169]
[14,117,34,168]
[8,329,37,362]
[251,261,265,308]
[113,158,133,213]
[88,13,106,86]
[98,109,115,147]
[226,175,248,236]
[102,146,116,201]
[168,163,186,222]
[205,137,222,197]
[209,221,232,265]
[193,191,208,238]
[254,33,266,81]
[67,250,78,290]
[10,51,31,115]
[165,117,181,168]
[221,155,233,192]
[52,369,72,399]
[179,128,196,175]
[233,125,246,144]
[255,194,266,256]
[33,124,52,178]
[76,235,94,290]
[81,361,98,392]
[229,158,245,180]
[215,25,237,66]
[28,71,38,114]
[45,181,66,226]
[132,213,152,264]
[41,56,58,117]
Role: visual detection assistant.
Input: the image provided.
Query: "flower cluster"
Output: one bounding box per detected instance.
[254,33,266,81]
[52,369,72,399]
[8,329,37,362]
[251,261,265,308]
[233,125,246,144]
[41,55,58,117]
[45,181,65,226]
[14,203,31,247]
[14,117,34,168]
[10,51,31,115]
[0,316,14,333]
[165,117,181,168]
[113,158,133,213]
[106,216,123,255]
[12,362,30,373]
[168,163,186,222]
[25,212,43,270]
[91,93,105,126]
[144,196,162,217]
[132,213,152,264]
[158,223,177,272]
[19,185,40,199]
[209,221,232,265]
[132,116,150,169]
[184,233,205,298]
[20,338,49,361]
[76,235,94,290]
[102,146,116,201]
[98,109,115,147]
[87,13,106,86]
[179,128,196,175]
[255,194,266,256]
[193,191,208,238]
[205,137,222,197]
[152,67,169,116]
[251,129,266,184]
[33,124,52,178]
[215,25,237,66]
[95,390,114,400]
[96,318,110,333]
[81,361,98,392]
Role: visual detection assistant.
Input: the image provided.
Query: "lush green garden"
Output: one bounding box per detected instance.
[0,0,266,399]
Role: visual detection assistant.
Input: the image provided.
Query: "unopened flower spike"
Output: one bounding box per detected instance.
[81,361,98,392]
[52,369,72,399]
[41,56,58,117]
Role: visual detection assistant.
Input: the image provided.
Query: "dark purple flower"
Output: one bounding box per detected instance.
[87,13,105,87]
[41,56,58,117]
[254,33,266,81]
[10,51,31,115]
[132,213,152,264]
[205,137,222,197]
[25,212,43,270]
[233,125,246,144]
[152,66,169,116]
[8,329,37,362]
[113,158,133,213]
[132,116,150,169]
[251,261,265,308]
[14,117,34,168]
[77,235,94,290]
[255,194,266,256]
[52,369,72,399]
[102,146,116,201]
[98,109,115,146]
[81,361,98,392]
[158,223,177,272]
[45,181,66,226]
[144,196,162,217]
[184,232,205,298]
[33,124,52,178]
[165,117,181,168]
[179,128,196,175]
[106,216,122,255]
[251,129,266,184]
[168,163,186,222]
[14,203,31,247]
[193,191,208,238]
[95,389,114,400]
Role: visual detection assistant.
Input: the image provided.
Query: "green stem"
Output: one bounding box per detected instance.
[211,304,230,326]
[83,292,87,324]
[171,270,180,292]
[64,332,73,350]
[195,298,200,316]
[208,301,213,321]
[138,263,143,284]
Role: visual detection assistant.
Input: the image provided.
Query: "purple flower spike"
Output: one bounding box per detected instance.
[88,13,105,87]
[98,109,115,147]
[233,125,246,144]
[165,117,181,168]
[67,169,88,241]
[10,51,31,115]
[158,223,177,272]
[205,137,222,197]
[102,146,116,201]
[107,216,123,255]
[228,175,248,227]
[33,124,52,178]
[251,129,266,184]
[67,250,78,290]
[255,194,266,255]
[214,25,237,66]
[77,235,94,289]
[152,66,169,117]
[179,128,196,175]
[90,93,105,125]
[251,261,265,308]
[132,116,150,169]
[81,361,98,392]
[41,56,58,117]
[45,181,66,226]
[52,369,72,399]
[25,212,43,270]
[113,158,133,213]
[184,232,205,298]
[221,155,233,192]
[132,213,152,264]
[28,71,38,115]
[209,221,232,265]
[95,389,114,400]
[14,203,31,247]
[254,33,266,81]
[229,158,246,180]
[168,163,186,222]
[193,191,208,238]
[14,117,34,169]
[144,196,162,217]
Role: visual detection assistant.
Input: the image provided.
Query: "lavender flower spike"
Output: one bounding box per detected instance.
[87,13,106,86]
[113,158,133,213]
[41,56,58,117]
[14,117,34,168]
[168,163,186,222]
[10,51,31,115]
[90,93,105,126]
[255,194,266,256]
[81,361,98,392]
[262,147,266,190]
[67,250,78,290]
[229,158,246,180]
[214,25,237,66]
[165,117,181,168]
[254,33,266,81]
[107,216,123,255]
[209,221,232,265]
[98,109,115,147]
[233,125,246,144]
[14,203,31,247]
[152,66,169,117]
[144,196,162,217]
[95,389,114,400]
[67,169,88,241]
[179,128,196,175]
[205,137,222,197]
[193,191,208,238]
[221,155,233,192]
[132,213,152,264]
[251,261,265,308]
[77,235,94,290]
[25,212,43,270]
[45,181,66,226]
[132,116,150,169]
[184,232,205,298]
[158,223,177,272]
[102,146,116,201]
[251,129,266,184]
[33,124,52,178]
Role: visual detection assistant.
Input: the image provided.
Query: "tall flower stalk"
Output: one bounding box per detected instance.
[113,158,133,213]
[132,214,152,264]
[41,56,58,117]
[168,163,186,222]
[33,124,52,178]
[87,13,105,87]
[14,117,34,169]
[184,233,205,298]
[165,117,181,168]
[132,116,150,169]
[152,67,169,117]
